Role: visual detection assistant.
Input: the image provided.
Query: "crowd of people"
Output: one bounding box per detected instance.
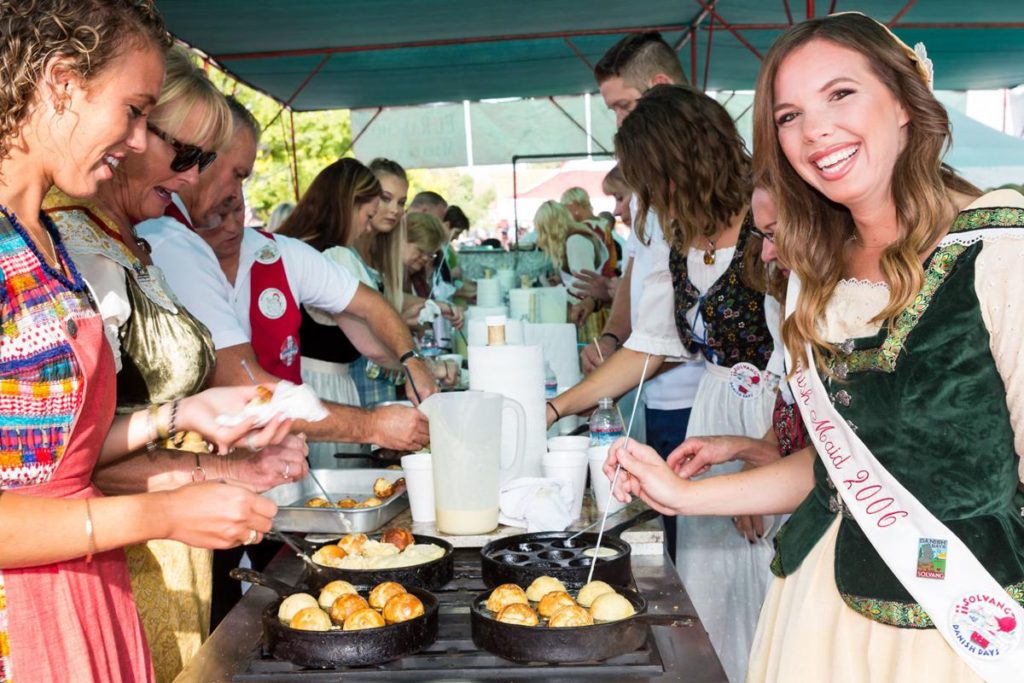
[0,2,1020,683]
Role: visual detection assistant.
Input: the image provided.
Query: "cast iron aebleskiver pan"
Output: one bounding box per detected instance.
[480,508,660,588]
[231,568,439,669]
[470,583,690,663]
[282,531,455,592]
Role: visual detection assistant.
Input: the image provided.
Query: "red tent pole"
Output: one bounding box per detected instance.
[806,1,814,19]
[889,1,918,26]
[692,0,764,60]
[690,27,698,86]
[828,0,838,14]
[782,0,794,25]
[265,54,332,129]
[563,37,594,71]
[338,107,384,159]
[703,19,714,92]
[217,25,692,61]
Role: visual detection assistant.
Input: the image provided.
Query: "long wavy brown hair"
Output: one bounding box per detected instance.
[752,13,980,372]
[277,157,382,251]
[0,0,170,161]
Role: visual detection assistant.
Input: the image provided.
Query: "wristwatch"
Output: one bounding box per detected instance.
[399,349,423,365]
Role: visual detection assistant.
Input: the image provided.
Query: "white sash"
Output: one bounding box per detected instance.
[785,265,1024,682]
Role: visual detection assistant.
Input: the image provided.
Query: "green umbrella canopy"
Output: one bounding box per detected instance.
[162,1,1024,111]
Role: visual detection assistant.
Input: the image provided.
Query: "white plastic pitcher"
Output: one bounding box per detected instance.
[419,391,526,535]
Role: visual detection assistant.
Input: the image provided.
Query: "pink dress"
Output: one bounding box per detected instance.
[0,212,152,682]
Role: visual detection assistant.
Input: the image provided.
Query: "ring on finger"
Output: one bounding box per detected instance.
[282,462,291,480]
[244,528,258,545]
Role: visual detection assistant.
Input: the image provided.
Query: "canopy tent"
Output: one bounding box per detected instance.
[165,1,1024,111]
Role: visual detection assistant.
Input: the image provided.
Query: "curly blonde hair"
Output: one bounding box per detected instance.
[0,0,170,160]
[752,13,979,373]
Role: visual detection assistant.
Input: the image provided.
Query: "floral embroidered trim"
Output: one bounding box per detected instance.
[950,206,1024,233]
[842,581,1024,629]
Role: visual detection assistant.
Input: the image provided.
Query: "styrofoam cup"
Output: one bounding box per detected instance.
[542,450,589,520]
[401,452,436,522]
[587,445,628,514]
[547,435,590,452]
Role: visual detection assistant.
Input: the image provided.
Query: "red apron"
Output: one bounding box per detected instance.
[3,312,154,683]
[248,232,302,383]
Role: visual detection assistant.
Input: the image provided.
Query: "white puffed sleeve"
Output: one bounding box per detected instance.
[623,263,695,361]
[976,237,1024,482]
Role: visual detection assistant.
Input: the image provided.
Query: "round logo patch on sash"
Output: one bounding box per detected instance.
[255,241,281,265]
[729,362,764,400]
[279,335,299,367]
[949,592,1022,659]
[257,287,287,320]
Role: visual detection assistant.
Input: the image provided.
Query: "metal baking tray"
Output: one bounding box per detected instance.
[265,468,408,534]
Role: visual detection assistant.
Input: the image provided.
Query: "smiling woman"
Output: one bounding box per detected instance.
[42,45,242,683]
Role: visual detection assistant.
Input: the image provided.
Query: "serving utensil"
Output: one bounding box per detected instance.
[587,353,651,584]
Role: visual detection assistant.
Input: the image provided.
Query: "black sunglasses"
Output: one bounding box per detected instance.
[749,226,775,243]
[147,122,217,173]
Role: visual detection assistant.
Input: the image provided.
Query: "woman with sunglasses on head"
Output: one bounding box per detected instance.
[44,45,306,681]
[0,2,295,681]
[608,13,1024,682]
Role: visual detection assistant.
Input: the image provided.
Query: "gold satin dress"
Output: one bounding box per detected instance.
[45,191,217,683]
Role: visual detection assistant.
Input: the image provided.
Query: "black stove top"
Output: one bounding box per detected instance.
[232,563,669,681]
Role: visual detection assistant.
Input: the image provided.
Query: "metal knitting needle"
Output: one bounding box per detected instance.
[592,336,605,362]
[587,352,651,584]
[567,507,627,541]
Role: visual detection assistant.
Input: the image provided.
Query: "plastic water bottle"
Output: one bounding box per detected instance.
[589,397,625,446]
[544,362,558,400]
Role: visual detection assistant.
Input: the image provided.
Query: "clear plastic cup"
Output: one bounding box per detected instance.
[400,452,435,522]
[542,450,589,520]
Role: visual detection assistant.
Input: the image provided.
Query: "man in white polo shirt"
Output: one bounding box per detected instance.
[137,98,432,456]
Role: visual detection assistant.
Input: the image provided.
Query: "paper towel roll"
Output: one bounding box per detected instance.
[476,278,502,308]
[469,344,547,480]
[466,305,508,322]
[537,286,568,323]
[496,268,516,297]
[508,288,537,322]
[524,322,582,390]
[467,318,525,347]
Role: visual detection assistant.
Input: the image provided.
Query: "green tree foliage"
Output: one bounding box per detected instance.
[207,70,352,221]
[207,68,498,230]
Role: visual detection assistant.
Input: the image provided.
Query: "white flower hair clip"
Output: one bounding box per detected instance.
[912,42,934,90]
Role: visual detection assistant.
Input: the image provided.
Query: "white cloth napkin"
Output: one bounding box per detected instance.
[417,299,443,325]
[498,477,575,532]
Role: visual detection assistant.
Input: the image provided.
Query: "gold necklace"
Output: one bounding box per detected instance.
[703,235,717,265]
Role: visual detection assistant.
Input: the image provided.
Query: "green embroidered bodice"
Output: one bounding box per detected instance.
[771,206,1024,628]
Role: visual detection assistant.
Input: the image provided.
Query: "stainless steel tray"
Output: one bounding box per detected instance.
[265,468,408,534]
